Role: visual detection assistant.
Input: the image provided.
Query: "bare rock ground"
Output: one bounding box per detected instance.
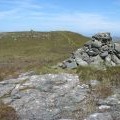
[0,72,120,120]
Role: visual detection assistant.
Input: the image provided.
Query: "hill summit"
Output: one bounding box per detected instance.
[0,31,89,80]
[59,32,120,69]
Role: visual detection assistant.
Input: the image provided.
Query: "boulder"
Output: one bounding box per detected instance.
[105,55,116,66]
[75,57,88,66]
[100,51,108,58]
[63,60,78,69]
[81,52,90,62]
[74,49,89,65]
[91,40,102,48]
[90,55,104,66]
[101,45,109,51]
[87,48,99,56]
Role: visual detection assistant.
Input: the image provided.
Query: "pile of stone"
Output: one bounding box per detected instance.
[60,32,120,69]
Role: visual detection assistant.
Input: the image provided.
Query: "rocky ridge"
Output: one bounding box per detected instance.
[0,72,120,120]
[60,32,120,69]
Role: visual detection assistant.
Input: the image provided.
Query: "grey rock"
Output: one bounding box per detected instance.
[75,57,88,66]
[111,104,120,120]
[90,55,104,66]
[74,49,90,65]
[101,45,109,51]
[111,54,120,64]
[81,52,90,62]
[98,105,111,112]
[92,32,112,41]
[89,80,100,87]
[0,84,16,98]
[97,91,120,120]
[86,113,113,120]
[87,49,98,56]
[63,60,78,69]
[105,55,116,66]
[59,119,73,120]
[100,51,108,58]
[98,94,120,106]
[19,71,35,78]
[1,72,120,120]
[91,40,102,48]
[0,73,92,120]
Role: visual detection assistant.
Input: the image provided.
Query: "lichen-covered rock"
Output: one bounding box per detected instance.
[85,89,120,120]
[0,72,120,120]
[0,73,91,120]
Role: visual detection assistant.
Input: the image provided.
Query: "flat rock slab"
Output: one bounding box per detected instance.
[1,72,120,120]
[0,73,90,120]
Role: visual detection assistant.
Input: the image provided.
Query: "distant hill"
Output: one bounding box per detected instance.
[112,36,120,41]
[0,31,89,79]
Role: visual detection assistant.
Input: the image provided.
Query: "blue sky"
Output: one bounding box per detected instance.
[0,0,120,36]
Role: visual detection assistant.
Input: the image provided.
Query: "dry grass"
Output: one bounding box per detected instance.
[0,31,89,80]
[93,84,112,99]
[76,66,120,99]
[0,102,19,120]
[76,66,120,86]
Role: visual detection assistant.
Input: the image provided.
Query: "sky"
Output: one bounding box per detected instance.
[0,0,120,36]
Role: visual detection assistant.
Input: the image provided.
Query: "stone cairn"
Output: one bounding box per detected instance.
[59,32,120,69]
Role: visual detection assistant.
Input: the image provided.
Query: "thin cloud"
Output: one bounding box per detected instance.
[0,0,120,35]
[26,12,120,34]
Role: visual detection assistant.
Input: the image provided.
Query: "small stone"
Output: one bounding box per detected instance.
[86,113,113,120]
[64,61,78,69]
[89,80,100,87]
[98,105,111,112]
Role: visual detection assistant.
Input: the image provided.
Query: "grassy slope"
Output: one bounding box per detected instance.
[0,31,89,80]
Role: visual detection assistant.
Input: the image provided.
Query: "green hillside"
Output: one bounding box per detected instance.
[0,31,89,80]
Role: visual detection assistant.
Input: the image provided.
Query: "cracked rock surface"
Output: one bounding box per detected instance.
[0,72,120,120]
[0,73,90,120]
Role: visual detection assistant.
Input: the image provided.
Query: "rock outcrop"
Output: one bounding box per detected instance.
[0,72,90,120]
[60,32,120,69]
[0,72,120,120]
